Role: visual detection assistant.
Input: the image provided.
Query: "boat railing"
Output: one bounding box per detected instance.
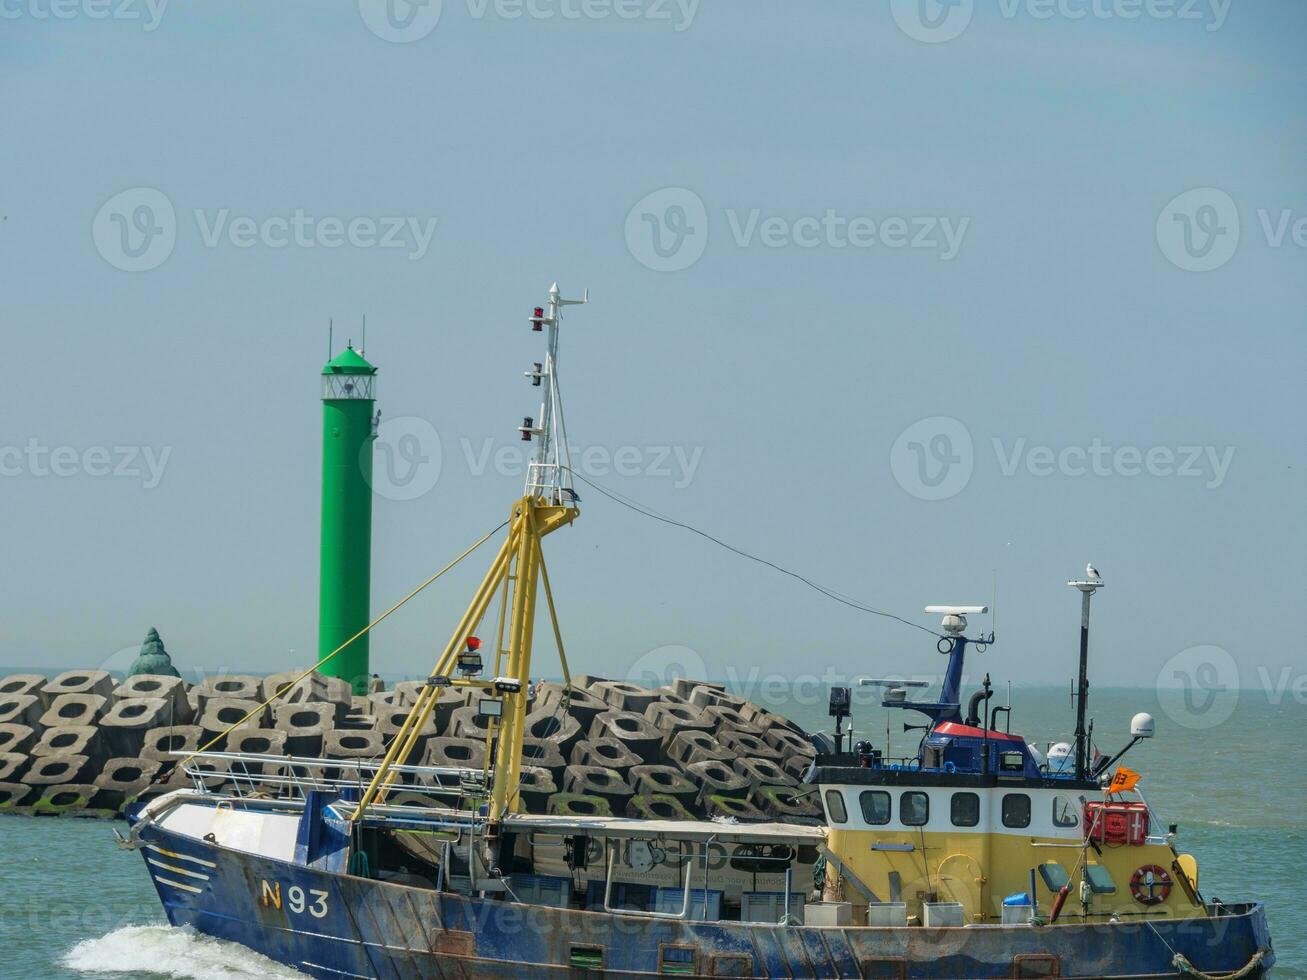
[172,750,486,809]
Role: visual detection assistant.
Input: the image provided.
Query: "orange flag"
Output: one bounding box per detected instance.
[1107,766,1141,795]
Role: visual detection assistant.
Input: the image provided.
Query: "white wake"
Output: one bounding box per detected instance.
[62,924,309,979]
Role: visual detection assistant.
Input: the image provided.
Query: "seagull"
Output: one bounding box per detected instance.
[1086,563,1102,582]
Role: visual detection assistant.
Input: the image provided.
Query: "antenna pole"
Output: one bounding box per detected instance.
[1067,570,1104,780]
[362,314,367,356]
[329,319,334,358]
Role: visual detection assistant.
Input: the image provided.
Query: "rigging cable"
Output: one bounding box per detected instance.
[563,468,942,639]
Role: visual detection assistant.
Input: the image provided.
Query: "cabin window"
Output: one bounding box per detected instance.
[660,945,697,974]
[1084,865,1117,894]
[950,791,980,827]
[859,790,891,825]
[1038,862,1070,892]
[1002,793,1031,828]
[709,953,752,977]
[900,791,929,827]
[570,944,604,970]
[825,790,848,824]
[1052,795,1079,828]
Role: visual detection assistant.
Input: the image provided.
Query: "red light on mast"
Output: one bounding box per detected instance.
[530,307,545,332]
[466,636,482,651]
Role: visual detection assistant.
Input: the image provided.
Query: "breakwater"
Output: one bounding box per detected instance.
[0,671,821,823]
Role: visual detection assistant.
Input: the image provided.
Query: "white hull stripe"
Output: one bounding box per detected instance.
[146,857,210,881]
[146,843,217,869]
[153,875,203,894]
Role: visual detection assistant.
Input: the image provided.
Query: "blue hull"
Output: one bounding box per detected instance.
[134,821,1273,979]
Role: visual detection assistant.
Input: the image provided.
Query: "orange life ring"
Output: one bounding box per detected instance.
[1130,864,1172,906]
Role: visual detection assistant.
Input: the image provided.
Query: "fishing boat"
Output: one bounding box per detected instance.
[118,284,1273,978]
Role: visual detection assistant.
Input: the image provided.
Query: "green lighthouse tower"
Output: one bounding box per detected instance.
[319,344,378,695]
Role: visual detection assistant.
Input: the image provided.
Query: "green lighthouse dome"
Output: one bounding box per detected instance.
[128,627,181,678]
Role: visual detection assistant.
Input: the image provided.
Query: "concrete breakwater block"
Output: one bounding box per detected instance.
[262,671,351,708]
[0,694,44,728]
[702,704,761,736]
[392,683,462,731]
[449,705,493,741]
[100,698,172,756]
[521,738,567,779]
[629,765,699,807]
[546,791,612,818]
[705,794,769,822]
[42,670,114,701]
[752,785,821,822]
[38,694,109,729]
[0,782,32,811]
[671,678,724,700]
[94,758,163,809]
[274,702,339,755]
[523,709,581,757]
[195,674,262,705]
[572,738,641,774]
[719,729,781,762]
[422,736,487,771]
[0,674,49,704]
[324,729,385,760]
[368,691,400,714]
[764,727,816,758]
[114,675,193,722]
[0,724,38,755]
[226,727,288,770]
[22,753,92,786]
[733,757,795,790]
[644,702,712,734]
[666,730,732,767]
[517,766,558,812]
[535,682,608,728]
[0,752,30,782]
[29,783,107,817]
[198,698,266,742]
[374,707,438,750]
[142,725,204,762]
[782,754,815,783]
[684,760,750,801]
[588,711,662,762]
[626,793,695,821]
[563,765,633,810]
[591,681,662,715]
[32,725,103,760]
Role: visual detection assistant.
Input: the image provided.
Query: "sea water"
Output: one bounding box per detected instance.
[1,686,1300,979]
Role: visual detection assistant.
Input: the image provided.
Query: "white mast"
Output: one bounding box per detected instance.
[521,282,588,505]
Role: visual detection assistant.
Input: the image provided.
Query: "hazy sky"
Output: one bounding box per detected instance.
[2,1,1303,705]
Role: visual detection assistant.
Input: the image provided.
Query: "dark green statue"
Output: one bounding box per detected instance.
[127,627,181,678]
